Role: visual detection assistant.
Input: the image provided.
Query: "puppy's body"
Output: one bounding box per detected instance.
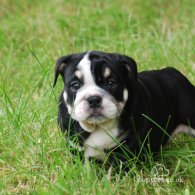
[125,68,195,153]
[54,51,195,164]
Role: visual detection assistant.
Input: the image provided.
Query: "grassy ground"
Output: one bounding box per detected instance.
[0,0,195,194]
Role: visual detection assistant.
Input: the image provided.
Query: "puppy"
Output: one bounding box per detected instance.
[53,51,195,166]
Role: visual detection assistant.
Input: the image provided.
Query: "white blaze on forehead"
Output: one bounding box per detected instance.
[77,53,95,86]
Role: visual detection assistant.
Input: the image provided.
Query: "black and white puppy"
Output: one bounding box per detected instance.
[53,51,195,164]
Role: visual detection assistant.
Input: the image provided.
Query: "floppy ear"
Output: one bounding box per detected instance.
[121,55,137,85]
[53,55,71,87]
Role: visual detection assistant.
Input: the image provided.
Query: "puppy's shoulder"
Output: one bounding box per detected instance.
[160,67,184,76]
[160,67,192,83]
[138,67,193,93]
[138,67,184,80]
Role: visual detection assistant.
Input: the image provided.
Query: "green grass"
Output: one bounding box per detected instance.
[0,0,195,194]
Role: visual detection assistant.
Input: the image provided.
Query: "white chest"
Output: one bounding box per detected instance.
[84,127,120,160]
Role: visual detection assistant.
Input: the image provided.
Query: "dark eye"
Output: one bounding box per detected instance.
[107,79,118,89]
[70,81,81,92]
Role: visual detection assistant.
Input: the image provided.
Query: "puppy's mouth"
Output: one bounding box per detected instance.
[86,109,106,123]
[76,104,118,132]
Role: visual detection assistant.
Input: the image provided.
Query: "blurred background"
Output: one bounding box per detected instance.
[0,0,194,193]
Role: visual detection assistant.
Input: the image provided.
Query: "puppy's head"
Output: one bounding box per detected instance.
[53,51,137,132]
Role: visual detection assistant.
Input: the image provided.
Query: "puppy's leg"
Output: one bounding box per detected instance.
[172,124,195,138]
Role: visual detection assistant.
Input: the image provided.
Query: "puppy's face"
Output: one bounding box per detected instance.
[54,51,137,132]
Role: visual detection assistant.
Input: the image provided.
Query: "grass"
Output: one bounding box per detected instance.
[0,0,195,194]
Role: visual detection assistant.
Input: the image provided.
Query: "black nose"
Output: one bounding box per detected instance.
[87,96,102,108]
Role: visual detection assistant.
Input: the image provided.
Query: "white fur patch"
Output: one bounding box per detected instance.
[103,67,111,78]
[74,86,102,107]
[63,91,67,101]
[75,70,82,79]
[84,122,119,159]
[83,122,129,160]
[80,118,117,132]
[63,91,72,113]
[172,124,195,137]
[123,89,128,102]
[78,53,95,86]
